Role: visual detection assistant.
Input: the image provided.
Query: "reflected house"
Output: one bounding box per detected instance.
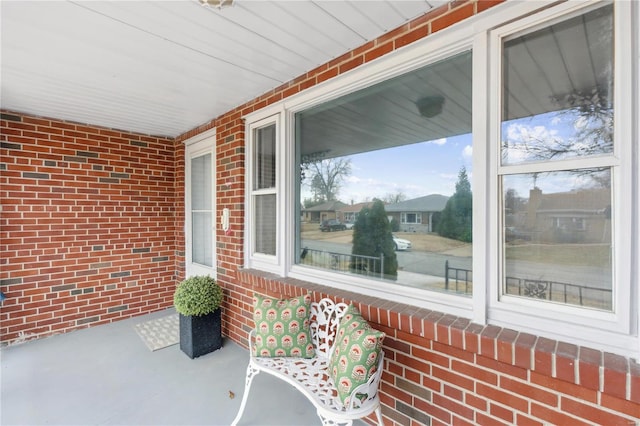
[339,201,374,225]
[301,200,348,223]
[385,194,449,233]
[526,187,611,244]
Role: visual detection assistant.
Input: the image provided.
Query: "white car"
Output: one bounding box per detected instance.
[392,235,411,251]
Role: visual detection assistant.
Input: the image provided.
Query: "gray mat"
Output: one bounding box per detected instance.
[134,314,179,351]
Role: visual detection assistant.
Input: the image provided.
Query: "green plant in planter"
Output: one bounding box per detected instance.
[174,275,223,316]
[173,275,223,358]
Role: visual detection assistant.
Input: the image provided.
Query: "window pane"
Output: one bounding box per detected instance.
[191,153,212,267]
[254,124,276,190]
[502,169,612,310]
[191,154,211,211]
[192,212,213,266]
[255,194,276,255]
[501,5,613,165]
[296,51,473,296]
[402,213,421,224]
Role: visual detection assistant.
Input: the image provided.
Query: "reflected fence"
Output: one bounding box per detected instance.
[300,247,385,279]
[444,260,472,294]
[504,276,612,310]
[299,249,610,309]
[445,261,611,310]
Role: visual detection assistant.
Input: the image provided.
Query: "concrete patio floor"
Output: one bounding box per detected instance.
[0,308,367,426]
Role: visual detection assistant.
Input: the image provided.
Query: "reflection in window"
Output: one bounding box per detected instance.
[296,51,473,296]
[499,4,614,311]
[501,5,613,165]
[502,170,612,310]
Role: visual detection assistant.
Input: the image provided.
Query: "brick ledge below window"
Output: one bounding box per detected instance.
[236,268,640,405]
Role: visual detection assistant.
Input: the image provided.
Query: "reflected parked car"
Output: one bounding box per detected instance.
[505,226,531,242]
[392,235,411,251]
[319,219,347,232]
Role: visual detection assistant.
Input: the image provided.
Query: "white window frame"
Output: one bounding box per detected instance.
[401,212,422,225]
[244,109,287,276]
[285,36,478,320]
[185,128,217,279]
[487,0,636,357]
[243,0,639,357]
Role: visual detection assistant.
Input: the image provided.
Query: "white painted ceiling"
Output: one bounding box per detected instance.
[1,0,446,138]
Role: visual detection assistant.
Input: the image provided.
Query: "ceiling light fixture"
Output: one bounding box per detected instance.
[199,0,234,10]
[416,96,445,118]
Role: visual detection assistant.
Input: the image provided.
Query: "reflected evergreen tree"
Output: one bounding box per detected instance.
[351,199,397,278]
[438,167,472,242]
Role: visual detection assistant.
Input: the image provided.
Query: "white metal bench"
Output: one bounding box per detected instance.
[231,298,385,426]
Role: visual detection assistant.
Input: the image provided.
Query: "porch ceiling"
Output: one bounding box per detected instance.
[0,0,445,138]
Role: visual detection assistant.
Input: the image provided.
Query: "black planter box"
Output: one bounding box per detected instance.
[179,309,222,359]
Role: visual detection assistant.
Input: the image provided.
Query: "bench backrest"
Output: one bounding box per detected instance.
[309,298,350,360]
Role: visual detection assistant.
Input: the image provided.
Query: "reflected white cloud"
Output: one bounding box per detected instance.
[462,145,472,158]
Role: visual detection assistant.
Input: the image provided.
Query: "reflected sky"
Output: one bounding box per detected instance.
[301,132,472,204]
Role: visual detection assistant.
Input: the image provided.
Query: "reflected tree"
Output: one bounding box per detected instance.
[301,158,351,202]
[351,199,397,278]
[382,191,407,204]
[502,86,613,189]
[504,188,525,213]
[503,87,612,161]
[438,167,472,242]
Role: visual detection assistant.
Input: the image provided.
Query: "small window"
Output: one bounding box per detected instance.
[250,121,278,257]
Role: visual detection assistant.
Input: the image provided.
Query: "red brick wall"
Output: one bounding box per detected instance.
[0,112,180,342]
[176,1,640,425]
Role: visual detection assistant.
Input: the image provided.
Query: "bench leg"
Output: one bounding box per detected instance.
[375,405,383,426]
[230,363,260,426]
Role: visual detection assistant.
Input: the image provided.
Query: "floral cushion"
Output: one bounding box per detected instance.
[253,293,315,358]
[329,305,385,407]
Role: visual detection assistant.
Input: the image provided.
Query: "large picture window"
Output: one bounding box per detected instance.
[295,51,473,296]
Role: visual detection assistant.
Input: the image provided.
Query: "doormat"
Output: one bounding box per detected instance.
[134,314,179,351]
